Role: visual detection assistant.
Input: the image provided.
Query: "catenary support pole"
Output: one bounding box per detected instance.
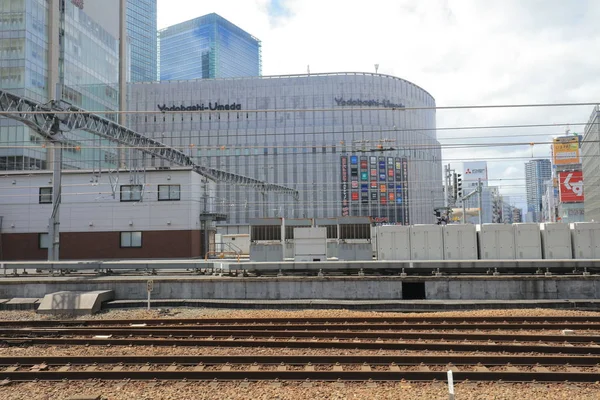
[48,142,62,261]
[478,178,483,225]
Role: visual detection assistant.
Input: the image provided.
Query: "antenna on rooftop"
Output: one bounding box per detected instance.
[307,65,310,75]
[375,64,379,73]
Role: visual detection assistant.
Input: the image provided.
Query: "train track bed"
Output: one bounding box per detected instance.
[2,309,600,399]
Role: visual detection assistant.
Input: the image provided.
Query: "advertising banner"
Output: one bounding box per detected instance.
[558,171,584,203]
[341,156,349,216]
[553,137,580,165]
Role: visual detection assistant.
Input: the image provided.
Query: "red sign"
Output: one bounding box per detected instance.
[351,192,359,201]
[559,171,584,203]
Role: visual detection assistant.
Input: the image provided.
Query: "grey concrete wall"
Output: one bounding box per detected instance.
[426,278,600,300]
[0,276,599,301]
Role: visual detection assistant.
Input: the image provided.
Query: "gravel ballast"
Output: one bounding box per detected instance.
[2,308,600,399]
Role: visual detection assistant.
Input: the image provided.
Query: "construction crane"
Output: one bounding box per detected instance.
[0,89,299,260]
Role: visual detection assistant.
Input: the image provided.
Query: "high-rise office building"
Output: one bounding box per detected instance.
[0,0,121,171]
[525,159,552,222]
[127,0,157,82]
[159,13,261,81]
[583,107,600,221]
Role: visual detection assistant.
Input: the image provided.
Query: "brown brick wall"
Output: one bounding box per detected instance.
[0,230,208,261]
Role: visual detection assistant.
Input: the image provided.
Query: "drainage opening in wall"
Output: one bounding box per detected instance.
[402,282,426,300]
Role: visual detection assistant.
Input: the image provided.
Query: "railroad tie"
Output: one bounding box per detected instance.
[474,363,489,372]
[277,363,287,371]
[333,362,343,372]
[418,363,430,372]
[389,363,400,372]
[505,363,520,372]
[533,364,551,373]
[361,363,372,372]
[194,363,205,371]
[249,362,260,371]
[221,363,232,371]
[166,363,178,372]
[447,363,460,372]
[304,363,315,371]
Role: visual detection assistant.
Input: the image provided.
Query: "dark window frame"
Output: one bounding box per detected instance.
[158,184,181,201]
[120,231,143,248]
[39,187,52,204]
[120,184,143,202]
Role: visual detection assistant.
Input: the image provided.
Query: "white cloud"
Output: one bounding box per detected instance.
[158,0,600,210]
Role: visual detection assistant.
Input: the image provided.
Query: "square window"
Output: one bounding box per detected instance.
[39,187,52,204]
[120,231,142,248]
[120,185,142,202]
[158,184,180,201]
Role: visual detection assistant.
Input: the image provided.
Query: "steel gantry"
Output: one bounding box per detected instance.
[0,89,299,260]
[0,89,299,197]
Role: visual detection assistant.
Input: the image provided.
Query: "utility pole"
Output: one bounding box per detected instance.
[47,0,63,261]
[478,178,483,225]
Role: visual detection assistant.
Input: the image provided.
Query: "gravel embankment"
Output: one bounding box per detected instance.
[2,307,600,321]
[2,308,600,399]
[2,381,600,400]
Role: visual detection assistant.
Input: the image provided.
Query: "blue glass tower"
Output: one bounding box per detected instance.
[127,0,157,82]
[159,13,261,81]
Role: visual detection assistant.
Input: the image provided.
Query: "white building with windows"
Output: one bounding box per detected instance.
[128,72,443,225]
[0,168,216,260]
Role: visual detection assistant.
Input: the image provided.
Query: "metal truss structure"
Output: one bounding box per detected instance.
[0,89,299,199]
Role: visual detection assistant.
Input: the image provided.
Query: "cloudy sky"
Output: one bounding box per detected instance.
[158,0,600,208]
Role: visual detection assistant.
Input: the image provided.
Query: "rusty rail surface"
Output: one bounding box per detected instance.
[1,354,600,382]
[2,337,600,354]
[1,315,600,327]
[3,327,599,344]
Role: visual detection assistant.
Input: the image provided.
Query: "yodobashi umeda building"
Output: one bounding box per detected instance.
[128,72,443,225]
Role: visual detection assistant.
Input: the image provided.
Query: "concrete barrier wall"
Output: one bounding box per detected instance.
[0,276,598,300]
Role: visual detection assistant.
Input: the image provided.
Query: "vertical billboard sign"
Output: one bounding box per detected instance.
[402,158,409,225]
[558,171,584,203]
[350,155,359,204]
[341,156,349,216]
[463,161,488,187]
[553,137,580,165]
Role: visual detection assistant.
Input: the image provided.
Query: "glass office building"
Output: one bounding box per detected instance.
[129,72,443,225]
[525,159,552,222]
[0,0,120,170]
[159,13,261,81]
[127,0,157,82]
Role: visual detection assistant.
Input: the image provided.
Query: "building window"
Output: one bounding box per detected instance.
[120,185,142,202]
[39,187,52,204]
[120,232,142,248]
[158,184,181,201]
[39,233,49,249]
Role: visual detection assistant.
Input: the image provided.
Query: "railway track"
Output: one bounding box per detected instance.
[3,327,600,344]
[2,315,600,327]
[1,355,600,382]
[3,315,600,384]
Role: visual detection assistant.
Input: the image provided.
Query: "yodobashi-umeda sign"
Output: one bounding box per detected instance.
[334,98,405,109]
[157,102,242,112]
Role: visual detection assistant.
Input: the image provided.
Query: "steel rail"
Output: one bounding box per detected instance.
[2,337,600,354]
[2,354,600,366]
[2,316,600,327]
[1,370,599,383]
[5,327,599,344]
[4,322,600,331]
[3,322,600,331]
